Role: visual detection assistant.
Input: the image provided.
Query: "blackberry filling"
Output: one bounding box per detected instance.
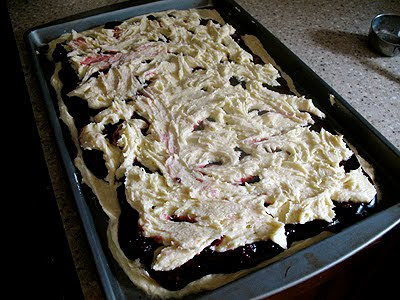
[234,147,250,160]
[63,96,99,133]
[199,18,210,26]
[169,215,197,223]
[199,18,220,26]
[285,199,376,246]
[53,43,97,132]
[231,32,264,65]
[340,154,361,172]
[203,161,223,168]
[285,220,331,247]
[82,149,108,179]
[104,21,122,29]
[132,159,162,176]
[104,120,123,145]
[52,42,68,63]
[307,113,336,134]
[53,43,79,93]
[240,175,260,185]
[147,15,158,21]
[193,120,205,131]
[118,183,284,291]
[158,34,171,43]
[192,66,206,72]
[148,240,283,291]
[229,76,247,89]
[262,76,294,95]
[131,111,150,135]
[117,184,160,266]
[117,183,284,290]
[117,195,376,291]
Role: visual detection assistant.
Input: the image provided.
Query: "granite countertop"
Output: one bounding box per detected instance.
[8,0,399,298]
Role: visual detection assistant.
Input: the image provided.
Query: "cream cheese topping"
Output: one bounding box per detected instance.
[48,8,377,298]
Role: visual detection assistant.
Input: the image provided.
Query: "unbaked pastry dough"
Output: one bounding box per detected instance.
[48,8,376,298]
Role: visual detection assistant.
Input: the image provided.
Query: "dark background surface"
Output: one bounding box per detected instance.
[4,2,83,298]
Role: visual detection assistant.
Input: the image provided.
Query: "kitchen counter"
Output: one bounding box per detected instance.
[7,0,399,298]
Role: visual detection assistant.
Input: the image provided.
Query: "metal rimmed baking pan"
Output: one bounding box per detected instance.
[25,0,400,299]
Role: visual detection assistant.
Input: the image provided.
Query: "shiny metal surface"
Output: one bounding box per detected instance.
[369,13,400,56]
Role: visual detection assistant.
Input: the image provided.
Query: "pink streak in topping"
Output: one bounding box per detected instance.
[161,213,170,221]
[144,71,157,80]
[251,137,269,144]
[80,53,121,65]
[70,37,87,49]
[136,43,152,51]
[249,129,291,145]
[208,188,219,198]
[165,155,178,179]
[161,132,174,154]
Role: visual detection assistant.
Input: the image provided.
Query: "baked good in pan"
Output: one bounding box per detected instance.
[47,8,377,298]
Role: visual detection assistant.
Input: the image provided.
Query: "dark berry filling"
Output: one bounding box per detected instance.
[199,18,220,26]
[229,76,247,89]
[116,175,376,291]
[158,34,171,43]
[117,184,160,266]
[131,111,150,135]
[307,113,336,134]
[193,120,205,131]
[117,184,284,291]
[169,215,197,223]
[104,21,123,29]
[82,149,108,179]
[147,15,158,21]
[234,147,250,160]
[132,159,156,174]
[192,66,206,72]
[199,18,209,26]
[149,240,283,291]
[231,32,264,65]
[262,76,294,95]
[104,120,123,145]
[240,175,260,185]
[340,154,360,173]
[63,96,99,133]
[53,43,79,93]
[203,161,223,168]
[53,43,100,132]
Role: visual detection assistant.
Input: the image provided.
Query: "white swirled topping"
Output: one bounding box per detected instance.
[48,8,376,297]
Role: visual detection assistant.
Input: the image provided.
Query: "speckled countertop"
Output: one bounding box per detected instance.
[7,0,399,298]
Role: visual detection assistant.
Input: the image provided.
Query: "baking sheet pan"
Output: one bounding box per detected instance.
[25,0,400,299]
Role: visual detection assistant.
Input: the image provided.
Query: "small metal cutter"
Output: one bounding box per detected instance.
[368,13,400,57]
